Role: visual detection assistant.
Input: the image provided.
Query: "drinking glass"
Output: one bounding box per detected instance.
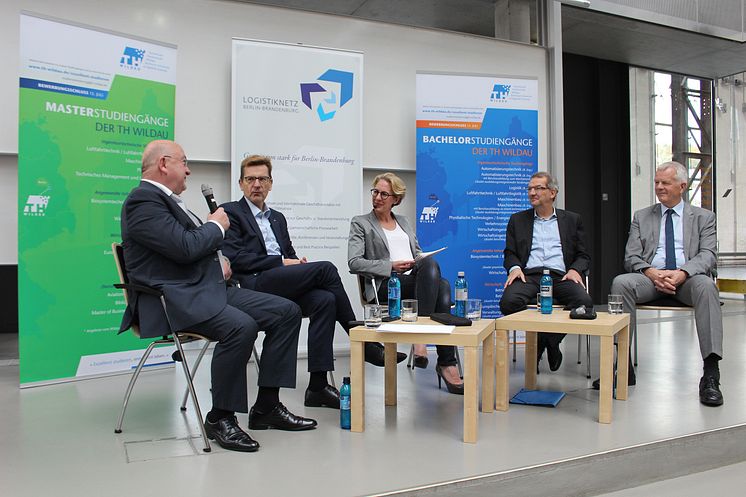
[466,299,482,320]
[607,294,623,314]
[364,304,382,328]
[401,299,418,322]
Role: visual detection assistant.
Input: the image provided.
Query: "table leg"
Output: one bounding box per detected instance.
[351,340,365,432]
[599,335,614,423]
[481,332,494,413]
[616,325,630,401]
[525,331,537,390]
[384,342,397,406]
[463,345,478,443]
[495,329,509,411]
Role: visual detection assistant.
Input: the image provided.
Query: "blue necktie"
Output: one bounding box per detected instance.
[665,208,676,270]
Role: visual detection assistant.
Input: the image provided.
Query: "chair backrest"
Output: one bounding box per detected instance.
[112,242,141,337]
[355,274,379,307]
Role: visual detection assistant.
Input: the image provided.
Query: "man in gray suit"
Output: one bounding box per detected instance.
[611,161,723,406]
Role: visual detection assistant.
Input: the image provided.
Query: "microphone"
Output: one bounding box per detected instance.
[201,184,218,213]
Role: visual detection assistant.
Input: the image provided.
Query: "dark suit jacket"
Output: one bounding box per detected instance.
[220,198,297,288]
[119,181,226,338]
[503,208,590,275]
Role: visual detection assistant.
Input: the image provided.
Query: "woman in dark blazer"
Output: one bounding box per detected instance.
[347,172,463,394]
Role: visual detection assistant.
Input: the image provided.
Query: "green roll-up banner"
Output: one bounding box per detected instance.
[18,13,177,385]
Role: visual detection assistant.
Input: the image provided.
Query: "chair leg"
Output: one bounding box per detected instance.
[115,341,157,434]
[173,334,211,453]
[253,344,261,375]
[455,346,463,379]
[180,340,211,411]
[512,331,517,362]
[407,344,415,370]
[577,334,582,364]
[586,335,591,378]
[328,369,336,388]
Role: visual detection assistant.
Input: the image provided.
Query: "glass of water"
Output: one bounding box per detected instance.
[466,299,482,320]
[401,299,418,322]
[607,294,623,314]
[364,304,382,328]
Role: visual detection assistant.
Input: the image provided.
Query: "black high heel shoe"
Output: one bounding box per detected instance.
[435,364,464,395]
[413,355,429,369]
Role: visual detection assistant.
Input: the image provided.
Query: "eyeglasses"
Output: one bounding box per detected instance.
[163,155,188,166]
[370,189,393,200]
[243,175,272,185]
[526,186,550,193]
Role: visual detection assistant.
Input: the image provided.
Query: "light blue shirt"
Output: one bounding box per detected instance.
[246,198,281,256]
[652,200,685,270]
[525,209,566,273]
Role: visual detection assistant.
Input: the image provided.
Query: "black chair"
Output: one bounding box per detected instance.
[112,242,213,452]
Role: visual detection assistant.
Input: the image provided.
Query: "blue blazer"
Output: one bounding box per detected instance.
[119,181,226,338]
[220,197,297,288]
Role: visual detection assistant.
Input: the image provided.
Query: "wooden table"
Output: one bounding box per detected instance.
[495,310,630,424]
[349,317,496,443]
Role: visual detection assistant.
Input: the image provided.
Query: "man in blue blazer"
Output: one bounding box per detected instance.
[500,171,593,372]
[120,141,316,452]
[611,161,723,406]
[221,155,404,410]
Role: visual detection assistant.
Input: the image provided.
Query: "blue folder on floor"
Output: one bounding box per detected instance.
[509,388,566,407]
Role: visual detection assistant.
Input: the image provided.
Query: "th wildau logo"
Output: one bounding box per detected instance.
[120,47,145,70]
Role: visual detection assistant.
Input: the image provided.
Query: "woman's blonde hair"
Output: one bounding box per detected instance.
[372,172,406,206]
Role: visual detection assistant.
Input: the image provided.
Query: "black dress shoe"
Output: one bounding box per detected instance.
[413,355,429,369]
[364,342,407,367]
[304,385,340,409]
[592,361,636,390]
[699,375,723,406]
[204,416,259,452]
[546,343,563,371]
[249,402,318,431]
[592,370,636,390]
[435,364,464,395]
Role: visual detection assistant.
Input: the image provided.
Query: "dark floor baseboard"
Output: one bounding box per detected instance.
[0,265,18,333]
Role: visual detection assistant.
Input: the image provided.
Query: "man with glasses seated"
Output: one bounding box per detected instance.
[220,156,405,411]
[500,171,593,372]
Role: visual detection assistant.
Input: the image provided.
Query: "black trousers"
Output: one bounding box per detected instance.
[187,286,302,413]
[377,257,458,367]
[499,269,592,348]
[250,261,356,373]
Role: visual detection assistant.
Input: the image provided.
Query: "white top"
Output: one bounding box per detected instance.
[383,222,415,262]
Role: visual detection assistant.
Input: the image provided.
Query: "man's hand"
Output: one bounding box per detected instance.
[219,255,232,281]
[504,268,525,287]
[561,268,585,287]
[208,207,230,231]
[392,259,415,273]
[283,257,306,266]
[643,268,686,294]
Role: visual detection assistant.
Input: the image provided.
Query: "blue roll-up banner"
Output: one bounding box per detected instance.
[415,73,538,318]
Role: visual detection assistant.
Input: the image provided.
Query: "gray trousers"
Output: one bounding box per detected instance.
[610,273,723,360]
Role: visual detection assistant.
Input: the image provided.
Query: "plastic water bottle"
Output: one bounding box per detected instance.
[454,271,468,317]
[388,270,401,318]
[540,269,553,314]
[340,376,351,430]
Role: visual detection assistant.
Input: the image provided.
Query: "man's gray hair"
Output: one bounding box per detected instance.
[657,161,688,184]
[530,171,559,192]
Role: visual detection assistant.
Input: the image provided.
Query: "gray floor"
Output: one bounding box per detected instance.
[2,300,746,496]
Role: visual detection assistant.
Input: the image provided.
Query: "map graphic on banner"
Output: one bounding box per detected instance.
[416,73,538,319]
[232,40,363,347]
[18,14,176,384]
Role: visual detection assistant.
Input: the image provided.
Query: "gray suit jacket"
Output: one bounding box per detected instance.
[348,211,421,302]
[624,202,717,277]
